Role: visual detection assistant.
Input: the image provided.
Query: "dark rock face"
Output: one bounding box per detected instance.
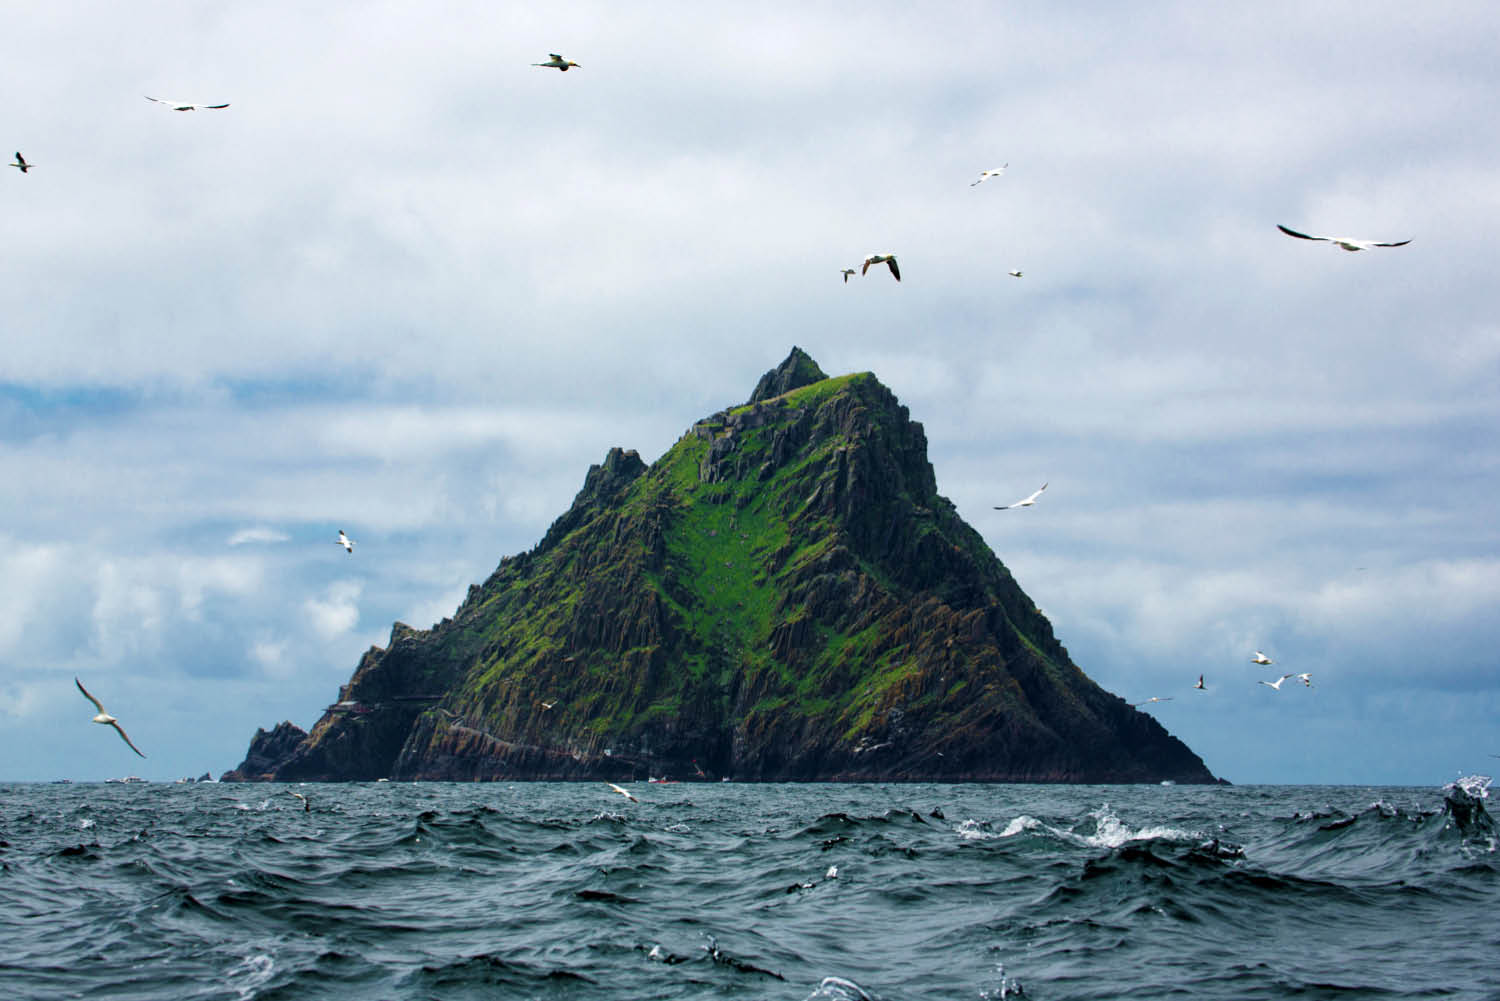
[220,721,309,781]
[228,349,1221,784]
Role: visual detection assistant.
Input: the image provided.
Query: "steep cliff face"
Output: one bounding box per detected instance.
[224,348,1220,784]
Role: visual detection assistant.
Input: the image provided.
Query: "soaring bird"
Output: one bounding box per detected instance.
[606,782,638,803]
[1251,651,1274,665]
[336,530,355,554]
[1194,675,1206,690]
[840,268,856,283]
[9,151,31,173]
[995,482,1047,510]
[1007,270,1023,278]
[971,165,1007,186]
[75,677,146,758]
[145,96,230,111]
[861,254,900,281]
[289,790,310,812]
[1293,672,1313,687]
[1132,696,1173,707]
[1258,673,1296,691]
[533,53,580,71]
[1276,224,1410,252]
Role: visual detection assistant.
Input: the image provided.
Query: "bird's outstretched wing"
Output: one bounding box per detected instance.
[202,103,230,109]
[75,677,105,713]
[886,258,900,281]
[111,721,147,758]
[1277,224,1329,242]
[1371,239,1411,247]
[606,782,638,802]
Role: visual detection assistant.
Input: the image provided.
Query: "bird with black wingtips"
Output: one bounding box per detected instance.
[532,53,580,71]
[1277,224,1410,252]
[337,530,354,554]
[145,96,230,111]
[75,677,146,758]
[9,152,31,173]
[995,483,1047,510]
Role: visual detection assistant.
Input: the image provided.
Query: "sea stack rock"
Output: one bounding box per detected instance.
[224,349,1219,784]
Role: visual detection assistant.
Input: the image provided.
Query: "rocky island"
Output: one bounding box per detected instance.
[223,349,1219,784]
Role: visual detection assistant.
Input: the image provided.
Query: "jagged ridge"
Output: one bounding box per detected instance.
[223,348,1218,784]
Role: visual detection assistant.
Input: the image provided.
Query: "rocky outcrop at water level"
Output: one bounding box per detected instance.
[222,348,1221,784]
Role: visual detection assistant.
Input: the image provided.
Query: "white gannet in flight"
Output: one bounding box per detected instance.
[862,254,900,281]
[289,790,310,812]
[841,268,856,283]
[1258,673,1296,691]
[1132,696,1173,707]
[1293,672,1313,687]
[971,165,1007,186]
[1007,270,1023,278]
[994,482,1047,510]
[1194,675,1206,690]
[337,530,355,554]
[9,151,31,173]
[533,53,580,71]
[145,96,230,111]
[75,677,146,758]
[606,782,638,803]
[1276,224,1410,252]
[1251,651,1274,665]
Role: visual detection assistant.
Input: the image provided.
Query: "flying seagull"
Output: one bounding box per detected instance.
[75,677,146,758]
[995,482,1047,510]
[9,151,31,173]
[533,53,580,71]
[862,254,900,281]
[1251,651,1274,665]
[1258,673,1296,691]
[1007,270,1023,278]
[1194,675,1206,690]
[336,530,354,554]
[1276,224,1410,252]
[145,96,230,111]
[539,699,558,710]
[841,268,856,283]
[971,165,1007,186]
[1132,696,1173,707]
[606,782,638,803]
[289,790,310,812]
[1293,672,1313,687]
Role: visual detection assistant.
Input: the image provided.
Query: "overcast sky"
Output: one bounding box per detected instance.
[3,1,1496,785]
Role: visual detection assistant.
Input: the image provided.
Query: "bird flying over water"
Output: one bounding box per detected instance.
[336,530,354,554]
[971,165,1007,186]
[75,677,146,758]
[1259,673,1296,691]
[289,790,310,812]
[9,151,31,173]
[1276,224,1410,252]
[606,782,638,803]
[1251,651,1273,665]
[533,53,580,71]
[995,483,1047,510]
[862,254,900,281]
[841,268,856,283]
[145,96,230,111]
[1293,672,1313,687]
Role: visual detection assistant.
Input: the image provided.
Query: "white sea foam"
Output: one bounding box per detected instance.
[227,952,274,1000]
[807,975,873,1000]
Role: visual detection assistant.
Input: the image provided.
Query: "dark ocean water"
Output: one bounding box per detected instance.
[1,779,1495,1001]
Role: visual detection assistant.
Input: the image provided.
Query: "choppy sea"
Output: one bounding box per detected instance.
[1,778,1495,1000]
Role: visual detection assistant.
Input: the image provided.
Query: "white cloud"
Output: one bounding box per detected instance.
[304,580,362,641]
